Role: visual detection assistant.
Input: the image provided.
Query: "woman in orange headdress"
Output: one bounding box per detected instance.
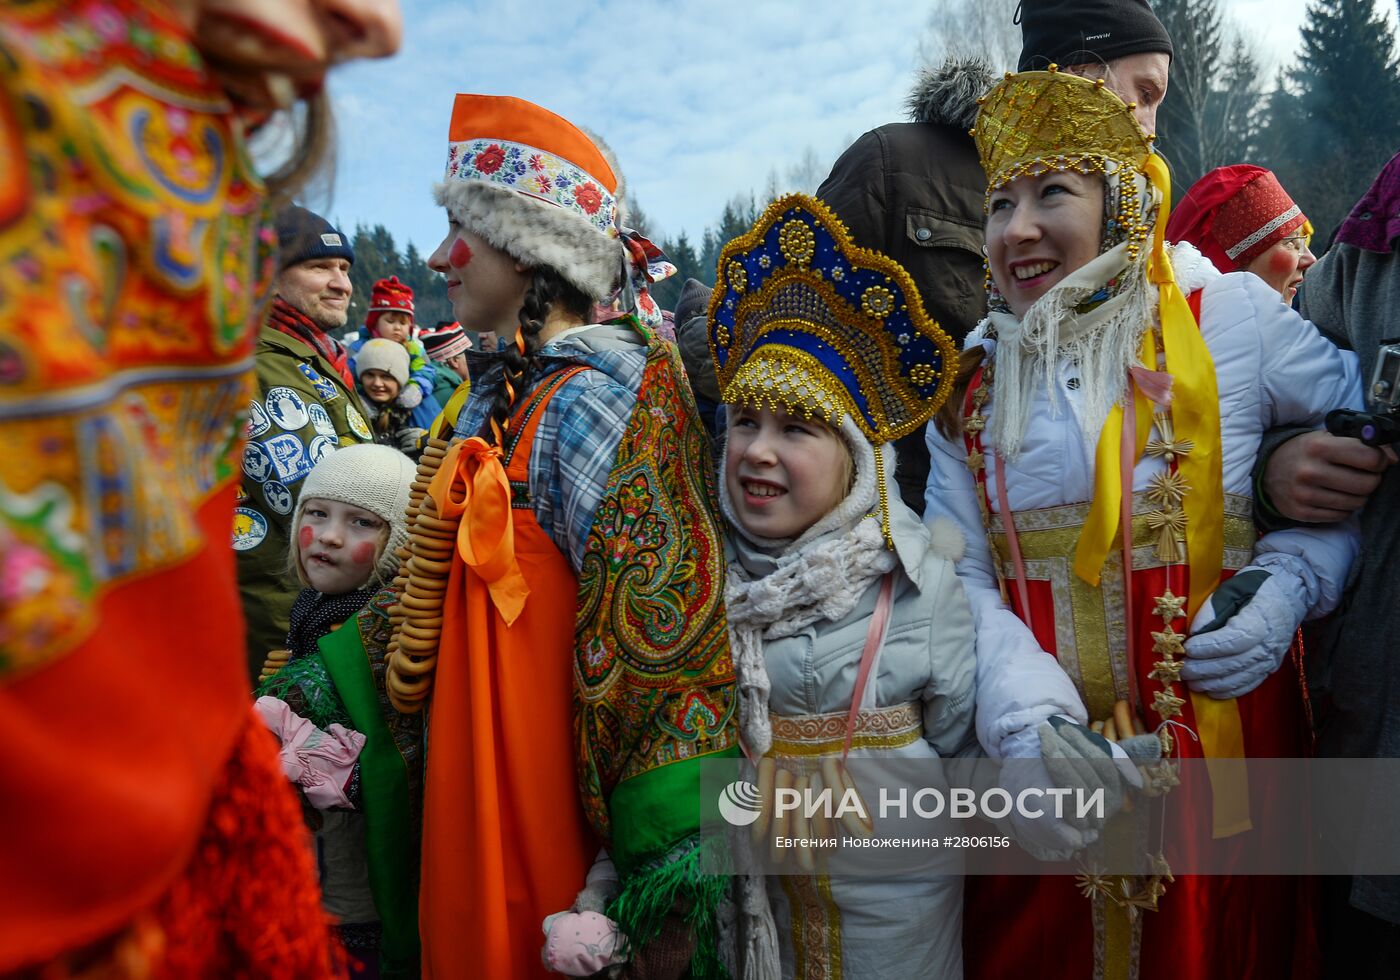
[386,94,738,979]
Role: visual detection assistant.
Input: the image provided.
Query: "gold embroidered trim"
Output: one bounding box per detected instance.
[770,702,922,757]
[782,873,843,979]
[983,500,1255,720]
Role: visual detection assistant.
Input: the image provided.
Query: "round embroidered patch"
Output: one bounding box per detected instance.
[232,507,269,551]
[245,399,271,438]
[308,435,335,465]
[266,386,310,431]
[242,441,274,483]
[263,480,293,515]
[307,402,336,438]
[345,404,372,441]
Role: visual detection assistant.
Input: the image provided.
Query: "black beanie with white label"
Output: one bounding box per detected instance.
[275,204,356,270]
[1016,0,1173,73]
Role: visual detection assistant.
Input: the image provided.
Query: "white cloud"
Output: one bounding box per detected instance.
[324,0,933,254]
[319,0,1397,263]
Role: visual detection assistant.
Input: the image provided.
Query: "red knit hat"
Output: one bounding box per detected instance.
[365,275,415,335]
[1166,166,1309,272]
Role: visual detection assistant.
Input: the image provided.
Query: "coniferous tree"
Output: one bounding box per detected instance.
[1263,0,1400,238]
[699,195,759,285]
[1153,0,1225,188]
[399,241,453,328]
[654,230,702,311]
[345,222,396,330]
[1150,0,1262,197]
[341,224,454,337]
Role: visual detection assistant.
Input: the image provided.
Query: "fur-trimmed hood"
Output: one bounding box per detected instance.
[905,56,996,131]
[432,126,628,302]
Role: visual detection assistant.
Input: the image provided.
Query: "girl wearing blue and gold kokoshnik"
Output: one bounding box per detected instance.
[926,67,1363,980]
[711,193,975,978]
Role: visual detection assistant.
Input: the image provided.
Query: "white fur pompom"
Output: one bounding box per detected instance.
[926,516,965,562]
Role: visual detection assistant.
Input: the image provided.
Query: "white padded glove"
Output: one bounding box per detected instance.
[397,382,424,409]
[998,716,1156,861]
[1182,558,1310,700]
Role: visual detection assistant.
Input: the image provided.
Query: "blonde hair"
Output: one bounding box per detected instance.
[729,400,857,493]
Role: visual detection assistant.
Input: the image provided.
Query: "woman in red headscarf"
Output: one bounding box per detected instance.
[1166,165,1317,304]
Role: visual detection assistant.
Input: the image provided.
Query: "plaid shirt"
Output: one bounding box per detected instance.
[456,325,646,571]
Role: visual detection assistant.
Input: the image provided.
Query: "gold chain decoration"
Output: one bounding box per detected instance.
[963,364,1009,603]
[385,436,458,713]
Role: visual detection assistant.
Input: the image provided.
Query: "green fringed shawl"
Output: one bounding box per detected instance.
[608,835,732,980]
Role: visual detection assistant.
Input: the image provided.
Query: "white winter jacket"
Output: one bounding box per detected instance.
[924,245,1363,759]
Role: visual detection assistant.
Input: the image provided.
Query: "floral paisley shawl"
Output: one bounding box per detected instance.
[573,334,739,872]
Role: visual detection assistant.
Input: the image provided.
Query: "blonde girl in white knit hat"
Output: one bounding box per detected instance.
[255,443,415,977]
[355,337,428,459]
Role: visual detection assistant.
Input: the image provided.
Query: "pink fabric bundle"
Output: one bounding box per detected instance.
[254,696,366,810]
[540,911,626,975]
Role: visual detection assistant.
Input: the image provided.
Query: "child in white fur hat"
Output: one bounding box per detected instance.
[255,442,416,977]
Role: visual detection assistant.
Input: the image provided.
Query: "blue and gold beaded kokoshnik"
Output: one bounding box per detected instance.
[706,193,958,547]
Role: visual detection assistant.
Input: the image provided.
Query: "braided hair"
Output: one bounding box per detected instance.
[481,267,593,446]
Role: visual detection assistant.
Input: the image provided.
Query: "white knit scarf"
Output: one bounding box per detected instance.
[725,517,897,757]
[718,414,905,980]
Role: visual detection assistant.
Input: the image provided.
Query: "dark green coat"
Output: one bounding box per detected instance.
[235,324,371,680]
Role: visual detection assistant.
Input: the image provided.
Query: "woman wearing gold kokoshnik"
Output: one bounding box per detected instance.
[924,68,1363,978]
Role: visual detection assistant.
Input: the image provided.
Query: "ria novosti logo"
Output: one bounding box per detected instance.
[718,775,1108,826]
[717,780,763,826]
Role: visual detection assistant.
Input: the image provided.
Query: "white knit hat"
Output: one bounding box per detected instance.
[356,337,411,386]
[289,443,416,587]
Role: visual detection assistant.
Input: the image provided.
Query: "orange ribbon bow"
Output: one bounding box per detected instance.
[428,437,530,625]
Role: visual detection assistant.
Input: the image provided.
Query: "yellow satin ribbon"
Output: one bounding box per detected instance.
[1072,336,1152,585]
[429,437,531,625]
[1075,153,1248,837]
[429,378,473,442]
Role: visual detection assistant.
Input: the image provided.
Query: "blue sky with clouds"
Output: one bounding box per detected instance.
[312,0,1398,258]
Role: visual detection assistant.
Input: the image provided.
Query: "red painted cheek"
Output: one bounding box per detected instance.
[298,525,314,548]
[449,238,473,269]
[1268,248,1297,280]
[350,541,378,565]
